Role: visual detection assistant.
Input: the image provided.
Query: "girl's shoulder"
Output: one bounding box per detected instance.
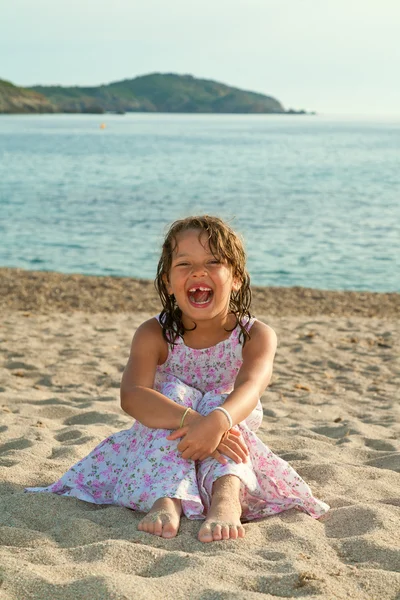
[244,317,277,346]
[135,315,164,336]
[131,316,169,364]
[241,318,277,365]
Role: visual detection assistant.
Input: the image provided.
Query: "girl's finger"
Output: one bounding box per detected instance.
[221,439,247,461]
[228,429,241,437]
[211,451,227,465]
[181,449,197,460]
[226,433,249,455]
[177,440,190,453]
[167,426,188,440]
[218,445,241,464]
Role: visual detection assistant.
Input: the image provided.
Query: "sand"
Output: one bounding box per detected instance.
[0,269,399,600]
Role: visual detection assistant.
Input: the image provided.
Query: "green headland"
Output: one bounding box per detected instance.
[0,73,309,115]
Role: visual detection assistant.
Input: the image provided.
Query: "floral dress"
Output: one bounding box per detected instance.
[26,316,329,520]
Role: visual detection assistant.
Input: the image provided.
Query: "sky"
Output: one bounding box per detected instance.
[1,0,399,115]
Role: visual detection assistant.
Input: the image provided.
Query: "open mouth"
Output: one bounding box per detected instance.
[187,286,214,307]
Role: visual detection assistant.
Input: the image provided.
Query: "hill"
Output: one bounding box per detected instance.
[31,73,286,114]
[0,73,306,114]
[0,79,56,113]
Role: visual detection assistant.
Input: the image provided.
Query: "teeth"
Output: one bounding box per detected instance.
[188,286,212,292]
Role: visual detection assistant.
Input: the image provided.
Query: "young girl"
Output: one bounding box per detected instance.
[26,215,329,542]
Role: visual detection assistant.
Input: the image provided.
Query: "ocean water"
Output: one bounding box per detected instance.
[0,113,399,292]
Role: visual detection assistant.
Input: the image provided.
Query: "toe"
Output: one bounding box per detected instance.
[237,525,246,538]
[138,519,148,533]
[221,524,230,540]
[162,521,178,538]
[153,519,163,536]
[229,525,238,540]
[198,524,213,543]
[212,524,223,541]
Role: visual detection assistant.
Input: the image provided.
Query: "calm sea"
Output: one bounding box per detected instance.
[0,114,399,292]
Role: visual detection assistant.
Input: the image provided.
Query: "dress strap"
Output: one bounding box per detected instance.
[231,316,256,344]
[155,313,183,345]
[243,316,256,332]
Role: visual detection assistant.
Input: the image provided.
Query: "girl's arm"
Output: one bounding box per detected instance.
[120,318,189,429]
[168,321,277,460]
[215,320,278,426]
[121,317,250,463]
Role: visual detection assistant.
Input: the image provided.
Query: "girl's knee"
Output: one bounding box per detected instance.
[160,379,202,410]
[197,393,229,417]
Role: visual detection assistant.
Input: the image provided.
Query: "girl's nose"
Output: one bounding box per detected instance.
[192,264,207,277]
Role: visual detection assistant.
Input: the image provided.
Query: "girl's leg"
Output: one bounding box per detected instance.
[137,377,204,538]
[138,497,182,539]
[195,392,255,542]
[198,475,245,543]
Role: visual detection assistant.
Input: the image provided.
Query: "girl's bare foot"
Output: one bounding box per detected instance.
[198,475,245,543]
[138,497,182,538]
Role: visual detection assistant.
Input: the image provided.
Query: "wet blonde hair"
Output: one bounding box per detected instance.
[155,215,252,344]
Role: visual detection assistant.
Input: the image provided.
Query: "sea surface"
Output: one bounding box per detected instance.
[0,114,399,292]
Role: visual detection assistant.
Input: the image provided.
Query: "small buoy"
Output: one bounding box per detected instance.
[100,123,106,129]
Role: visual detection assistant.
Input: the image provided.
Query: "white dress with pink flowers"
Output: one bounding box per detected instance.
[26,316,329,520]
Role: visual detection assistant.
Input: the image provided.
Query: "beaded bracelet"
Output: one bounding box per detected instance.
[180,407,191,428]
[212,406,233,430]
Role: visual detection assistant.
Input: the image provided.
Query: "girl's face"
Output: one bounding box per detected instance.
[164,229,241,325]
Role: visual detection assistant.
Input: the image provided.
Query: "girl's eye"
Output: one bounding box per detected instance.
[208,259,221,265]
[175,262,190,267]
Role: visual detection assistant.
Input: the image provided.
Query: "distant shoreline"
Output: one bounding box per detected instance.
[0,73,312,115]
[1,267,398,317]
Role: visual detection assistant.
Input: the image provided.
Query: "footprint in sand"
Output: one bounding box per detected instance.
[365,453,400,472]
[39,406,79,420]
[0,438,34,454]
[264,523,297,542]
[54,431,97,447]
[35,375,53,387]
[278,451,310,461]
[297,463,341,485]
[96,396,117,403]
[323,505,382,538]
[5,361,38,371]
[55,429,83,442]
[0,457,19,467]
[257,550,286,561]
[0,526,51,548]
[49,445,90,460]
[362,414,396,427]
[63,411,125,427]
[138,553,192,578]
[312,424,360,439]
[337,538,399,572]
[365,438,397,452]
[58,348,80,357]
[69,540,156,573]
[31,398,72,407]
[95,373,121,388]
[241,571,324,596]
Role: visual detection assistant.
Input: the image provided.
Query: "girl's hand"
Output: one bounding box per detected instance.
[167,416,222,461]
[167,410,227,461]
[215,429,249,464]
[167,412,248,465]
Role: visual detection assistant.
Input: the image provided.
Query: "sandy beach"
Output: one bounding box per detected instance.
[0,269,399,600]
